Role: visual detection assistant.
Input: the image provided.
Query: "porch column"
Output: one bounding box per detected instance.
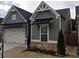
[77,15,79,55]
[27,20,31,49]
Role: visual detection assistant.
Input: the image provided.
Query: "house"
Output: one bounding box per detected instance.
[76,6,79,39]
[75,6,79,47]
[0,18,3,42]
[1,5,32,44]
[30,1,71,51]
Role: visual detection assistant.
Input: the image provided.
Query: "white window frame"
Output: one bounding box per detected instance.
[31,24,57,44]
[12,15,16,20]
[40,24,49,42]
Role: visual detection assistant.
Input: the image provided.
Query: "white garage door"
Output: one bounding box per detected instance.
[4,28,26,44]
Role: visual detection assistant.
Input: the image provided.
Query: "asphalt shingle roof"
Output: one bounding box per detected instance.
[32,18,53,25]
[76,6,79,16]
[56,8,70,20]
[1,5,32,26]
[32,8,70,25]
[14,6,32,21]
[0,18,3,24]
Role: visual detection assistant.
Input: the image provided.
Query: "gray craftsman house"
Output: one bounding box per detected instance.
[30,1,71,50]
[1,5,32,44]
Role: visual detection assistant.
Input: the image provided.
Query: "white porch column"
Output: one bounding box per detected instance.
[57,15,61,30]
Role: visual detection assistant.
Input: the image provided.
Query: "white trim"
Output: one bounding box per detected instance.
[31,24,32,41]
[1,7,12,24]
[1,5,16,24]
[1,5,27,24]
[31,25,41,42]
[48,25,49,42]
[30,1,60,20]
[57,16,61,30]
[60,17,61,30]
[48,41,57,44]
[31,39,57,44]
[39,25,41,41]
[40,24,49,42]
[12,15,16,20]
[31,24,58,44]
[14,6,27,23]
[31,40,41,42]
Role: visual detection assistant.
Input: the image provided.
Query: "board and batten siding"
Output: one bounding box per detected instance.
[61,16,70,41]
[31,10,59,42]
[49,18,60,41]
[31,25,40,40]
[4,11,25,24]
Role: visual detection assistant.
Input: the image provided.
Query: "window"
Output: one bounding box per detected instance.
[12,15,16,20]
[40,26,48,42]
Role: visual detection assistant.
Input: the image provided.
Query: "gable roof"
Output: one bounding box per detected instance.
[30,1,60,20]
[14,6,32,21]
[56,8,70,20]
[76,6,79,17]
[0,18,3,24]
[1,5,32,25]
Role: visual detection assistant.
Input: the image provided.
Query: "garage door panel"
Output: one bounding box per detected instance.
[4,28,26,44]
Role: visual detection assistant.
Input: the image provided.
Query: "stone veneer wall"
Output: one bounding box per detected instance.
[30,42,77,55]
[31,42,57,51]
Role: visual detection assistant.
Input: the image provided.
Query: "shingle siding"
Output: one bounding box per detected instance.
[35,11,55,20]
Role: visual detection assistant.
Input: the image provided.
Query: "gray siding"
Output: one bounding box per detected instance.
[25,25,27,38]
[49,18,60,41]
[62,13,71,40]
[35,11,55,19]
[32,9,71,41]
[32,25,39,40]
[4,11,25,24]
[32,10,59,41]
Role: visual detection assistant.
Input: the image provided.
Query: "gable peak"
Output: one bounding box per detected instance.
[36,1,51,12]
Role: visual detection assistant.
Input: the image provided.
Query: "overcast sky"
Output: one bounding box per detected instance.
[0,1,79,19]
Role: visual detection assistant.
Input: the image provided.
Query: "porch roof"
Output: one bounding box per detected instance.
[32,18,53,25]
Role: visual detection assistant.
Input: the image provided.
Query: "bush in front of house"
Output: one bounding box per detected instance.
[57,30,66,56]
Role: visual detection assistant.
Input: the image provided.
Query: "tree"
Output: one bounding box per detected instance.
[57,30,66,55]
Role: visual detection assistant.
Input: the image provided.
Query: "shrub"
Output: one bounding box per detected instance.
[57,30,66,55]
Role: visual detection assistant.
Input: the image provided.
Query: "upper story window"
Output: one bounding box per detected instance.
[12,15,16,20]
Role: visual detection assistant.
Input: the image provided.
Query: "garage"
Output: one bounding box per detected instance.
[4,28,26,44]
[1,5,32,45]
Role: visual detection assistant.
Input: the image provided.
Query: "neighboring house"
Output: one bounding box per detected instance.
[0,18,3,42]
[71,19,76,31]
[76,6,79,46]
[1,5,32,44]
[30,1,71,51]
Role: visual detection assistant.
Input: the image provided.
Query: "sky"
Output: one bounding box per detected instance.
[0,0,79,19]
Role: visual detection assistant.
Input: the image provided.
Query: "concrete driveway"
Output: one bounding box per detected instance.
[0,42,26,52]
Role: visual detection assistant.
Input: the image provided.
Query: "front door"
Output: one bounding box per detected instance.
[40,25,49,42]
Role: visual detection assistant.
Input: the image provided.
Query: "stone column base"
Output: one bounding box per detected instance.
[31,42,57,51]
